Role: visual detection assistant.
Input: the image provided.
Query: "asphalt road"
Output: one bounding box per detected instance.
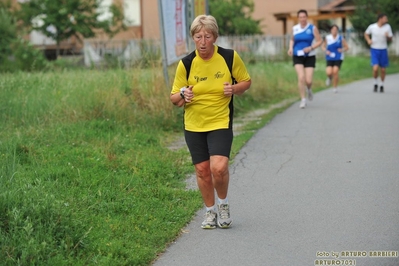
[153,74,399,266]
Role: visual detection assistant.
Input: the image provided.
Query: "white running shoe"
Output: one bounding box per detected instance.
[299,99,306,109]
[217,204,232,229]
[201,210,217,229]
[307,89,313,101]
[333,88,338,94]
[325,77,331,86]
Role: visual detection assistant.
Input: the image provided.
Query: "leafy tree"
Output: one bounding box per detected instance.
[0,1,47,72]
[351,0,399,35]
[17,0,126,58]
[0,8,16,58]
[209,0,262,35]
[0,1,19,71]
[0,7,47,72]
[0,1,17,58]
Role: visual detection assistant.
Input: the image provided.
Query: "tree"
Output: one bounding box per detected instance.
[209,0,262,35]
[17,0,126,58]
[0,1,16,56]
[0,8,17,59]
[0,1,18,71]
[0,1,48,72]
[351,0,399,37]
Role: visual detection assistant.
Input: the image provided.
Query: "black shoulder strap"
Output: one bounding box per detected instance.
[182,46,236,84]
[181,50,197,81]
[217,46,236,84]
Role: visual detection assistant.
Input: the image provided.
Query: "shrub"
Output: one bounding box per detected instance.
[12,40,48,72]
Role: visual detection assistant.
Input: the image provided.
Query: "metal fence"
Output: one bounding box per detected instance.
[83,39,161,67]
[84,32,399,67]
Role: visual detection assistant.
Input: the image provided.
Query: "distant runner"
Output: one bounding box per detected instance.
[322,24,349,93]
[288,9,322,109]
[364,14,393,93]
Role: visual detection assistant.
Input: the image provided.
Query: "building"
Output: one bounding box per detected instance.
[138,0,355,39]
[257,0,356,36]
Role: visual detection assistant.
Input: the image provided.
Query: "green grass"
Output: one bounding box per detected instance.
[1,55,399,265]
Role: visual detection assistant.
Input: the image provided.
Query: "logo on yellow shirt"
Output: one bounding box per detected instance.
[214,71,226,79]
[194,76,208,83]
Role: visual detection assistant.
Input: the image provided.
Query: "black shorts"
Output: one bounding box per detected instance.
[326,60,343,68]
[293,56,316,68]
[184,128,233,165]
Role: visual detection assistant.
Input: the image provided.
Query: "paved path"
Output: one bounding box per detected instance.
[153,75,399,266]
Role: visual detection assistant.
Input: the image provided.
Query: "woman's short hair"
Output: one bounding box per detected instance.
[330,24,339,31]
[190,15,219,38]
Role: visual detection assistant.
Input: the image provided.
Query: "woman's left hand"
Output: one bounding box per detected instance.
[223,82,234,97]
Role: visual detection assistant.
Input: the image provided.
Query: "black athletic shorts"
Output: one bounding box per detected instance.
[293,56,316,68]
[326,60,343,68]
[184,128,233,165]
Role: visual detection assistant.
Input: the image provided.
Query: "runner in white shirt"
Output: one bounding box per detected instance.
[364,14,393,93]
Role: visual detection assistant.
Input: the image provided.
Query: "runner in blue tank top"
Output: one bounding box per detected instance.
[322,25,349,93]
[293,24,316,57]
[288,9,322,109]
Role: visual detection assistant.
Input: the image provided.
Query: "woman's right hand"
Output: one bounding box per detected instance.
[183,85,194,103]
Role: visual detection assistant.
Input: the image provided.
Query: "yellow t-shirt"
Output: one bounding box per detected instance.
[171,46,251,132]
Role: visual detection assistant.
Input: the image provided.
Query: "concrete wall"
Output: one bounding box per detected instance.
[141,0,161,39]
